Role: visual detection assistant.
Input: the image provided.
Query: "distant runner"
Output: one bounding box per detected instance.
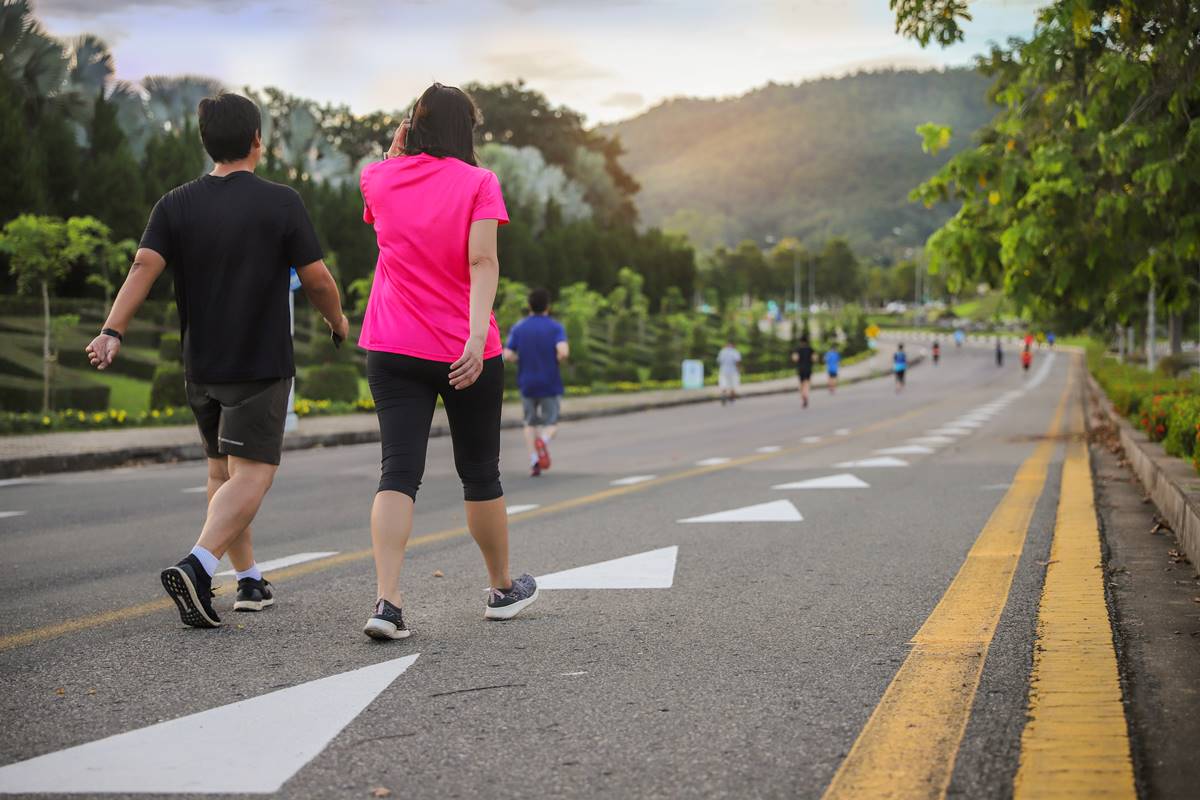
[932,340,941,366]
[893,343,907,392]
[824,344,841,394]
[954,328,965,348]
[1021,344,1033,374]
[504,288,569,477]
[717,339,742,406]
[792,334,815,408]
[1047,331,1056,348]
[995,338,1004,367]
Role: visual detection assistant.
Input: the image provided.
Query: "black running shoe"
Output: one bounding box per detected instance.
[233,578,275,612]
[363,598,411,640]
[160,554,220,628]
[485,573,539,620]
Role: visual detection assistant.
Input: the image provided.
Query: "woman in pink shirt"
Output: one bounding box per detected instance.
[358,83,537,640]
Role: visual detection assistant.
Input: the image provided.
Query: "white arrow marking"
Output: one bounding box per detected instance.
[0,511,27,520]
[875,445,934,455]
[695,457,731,466]
[928,428,970,436]
[909,436,953,445]
[835,456,909,468]
[756,446,782,453]
[679,499,802,523]
[216,551,338,577]
[953,420,984,428]
[834,428,851,436]
[610,475,657,486]
[0,655,419,794]
[507,504,540,515]
[773,473,870,490]
[538,546,678,589]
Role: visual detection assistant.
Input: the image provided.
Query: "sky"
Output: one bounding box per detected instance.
[35,0,1043,125]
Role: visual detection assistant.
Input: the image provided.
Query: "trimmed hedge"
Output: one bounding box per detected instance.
[299,363,360,402]
[0,374,111,412]
[158,332,182,363]
[150,364,187,409]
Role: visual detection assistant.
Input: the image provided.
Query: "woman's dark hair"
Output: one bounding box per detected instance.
[197,93,261,163]
[403,83,480,166]
[528,288,550,314]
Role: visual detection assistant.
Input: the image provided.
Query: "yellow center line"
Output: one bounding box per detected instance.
[1012,399,1135,798]
[821,361,1074,800]
[0,380,990,653]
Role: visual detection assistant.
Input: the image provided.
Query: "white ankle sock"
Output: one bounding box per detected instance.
[530,452,539,466]
[235,564,262,582]
[189,545,219,577]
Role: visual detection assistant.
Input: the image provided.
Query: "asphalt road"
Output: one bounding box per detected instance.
[0,345,1094,798]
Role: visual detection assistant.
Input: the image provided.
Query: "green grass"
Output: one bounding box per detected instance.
[93,372,151,414]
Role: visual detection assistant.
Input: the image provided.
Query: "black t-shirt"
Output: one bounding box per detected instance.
[140,172,323,383]
[793,345,814,375]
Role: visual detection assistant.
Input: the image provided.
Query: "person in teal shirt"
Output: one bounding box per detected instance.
[824,346,841,394]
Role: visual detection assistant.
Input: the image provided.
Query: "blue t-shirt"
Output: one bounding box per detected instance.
[825,350,841,373]
[893,351,907,371]
[506,315,567,398]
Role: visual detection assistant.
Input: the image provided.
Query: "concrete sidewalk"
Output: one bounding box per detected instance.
[0,351,896,478]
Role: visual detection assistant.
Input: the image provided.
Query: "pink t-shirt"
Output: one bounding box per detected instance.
[357,153,509,362]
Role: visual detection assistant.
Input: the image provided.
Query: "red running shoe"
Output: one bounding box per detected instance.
[534,437,551,470]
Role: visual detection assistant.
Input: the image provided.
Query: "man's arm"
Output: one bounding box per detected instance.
[556,341,569,362]
[86,248,167,370]
[295,259,349,340]
[503,347,519,362]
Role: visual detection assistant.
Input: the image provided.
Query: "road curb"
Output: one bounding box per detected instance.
[0,358,909,479]
[1085,372,1200,576]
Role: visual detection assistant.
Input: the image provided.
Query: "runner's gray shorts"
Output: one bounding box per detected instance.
[186,377,291,465]
[522,395,561,427]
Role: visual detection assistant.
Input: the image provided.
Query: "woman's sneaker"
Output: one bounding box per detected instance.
[485,573,539,620]
[233,578,275,612]
[363,599,411,640]
[160,554,221,628]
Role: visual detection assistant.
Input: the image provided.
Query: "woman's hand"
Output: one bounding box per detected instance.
[449,337,485,390]
[386,119,411,159]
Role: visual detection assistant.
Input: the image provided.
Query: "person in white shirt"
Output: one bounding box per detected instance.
[716,340,742,406]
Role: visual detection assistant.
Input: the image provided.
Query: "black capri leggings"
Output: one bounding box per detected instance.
[367,351,504,502]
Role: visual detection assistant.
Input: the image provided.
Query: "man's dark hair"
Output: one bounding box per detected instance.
[197,93,261,163]
[404,82,480,166]
[528,288,550,314]
[799,334,809,345]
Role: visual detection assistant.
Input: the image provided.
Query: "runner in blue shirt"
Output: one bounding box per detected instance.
[824,345,841,394]
[504,288,569,477]
[893,343,907,393]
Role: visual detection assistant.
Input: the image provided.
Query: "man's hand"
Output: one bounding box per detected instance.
[85,333,121,370]
[386,119,411,159]
[449,337,485,390]
[326,313,350,342]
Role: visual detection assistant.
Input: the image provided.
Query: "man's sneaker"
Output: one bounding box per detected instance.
[485,573,539,620]
[160,554,220,628]
[233,578,275,612]
[363,599,411,640]
[534,437,551,470]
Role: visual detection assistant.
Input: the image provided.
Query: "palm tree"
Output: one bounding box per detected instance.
[0,0,67,120]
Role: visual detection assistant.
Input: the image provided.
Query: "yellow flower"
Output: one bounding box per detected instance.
[151,409,160,418]
[988,190,1001,205]
[41,415,51,426]
[77,411,86,421]
[166,407,174,416]
[93,412,105,422]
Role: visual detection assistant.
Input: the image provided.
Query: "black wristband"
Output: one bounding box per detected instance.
[101,328,123,342]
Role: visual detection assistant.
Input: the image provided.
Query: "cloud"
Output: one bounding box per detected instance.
[483,48,611,81]
[600,91,644,108]
[36,0,251,14]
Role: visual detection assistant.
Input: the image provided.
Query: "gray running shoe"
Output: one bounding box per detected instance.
[363,598,411,640]
[485,573,539,620]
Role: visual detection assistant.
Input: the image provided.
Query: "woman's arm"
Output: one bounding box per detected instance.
[449,218,500,389]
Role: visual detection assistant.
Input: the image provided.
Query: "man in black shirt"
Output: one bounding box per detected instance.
[791,334,816,409]
[86,93,349,629]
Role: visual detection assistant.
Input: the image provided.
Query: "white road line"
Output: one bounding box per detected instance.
[835,456,909,468]
[981,483,1011,490]
[610,475,657,487]
[538,546,678,589]
[953,420,984,428]
[679,499,802,523]
[756,446,782,453]
[216,551,338,577]
[875,445,934,455]
[181,486,207,494]
[802,436,822,443]
[773,473,869,490]
[834,428,851,436]
[507,504,540,515]
[695,457,731,466]
[909,436,954,445]
[0,478,43,488]
[0,511,28,519]
[0,655,420,794]
[929,428,971,436]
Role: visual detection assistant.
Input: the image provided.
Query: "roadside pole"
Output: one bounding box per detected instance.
[286,268,300,433]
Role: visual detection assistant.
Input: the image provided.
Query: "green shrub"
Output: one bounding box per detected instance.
[150,363,186,409]
[1164,396,1200,459]
[1139,394,1180,442]
[158,332,182,363]
[300,363,360,402]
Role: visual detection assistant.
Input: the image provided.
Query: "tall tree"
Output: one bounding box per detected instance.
[77,92,144,240]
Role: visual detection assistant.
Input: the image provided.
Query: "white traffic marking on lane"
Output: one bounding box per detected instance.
[0,478,44,488]
[756,446,782,453]
[835,456,909,468]
[679,499,802,523]
[953,420,984,428]
[875,445,934,455]
[181,486,207,494]
[610,475,657,487]
[507,504,540,515]
[773,474,869,490]
[802,436,822,443]
[1023,351,1057,389]
[216,551,338,577]
[834,428,851,436]
[0,511,27,519]
[538,546,678,589]
[929,428,971,436]
[980,483,1011,490]
[0,655,420,794]
[908,436,954,445]
[695,457,731,466]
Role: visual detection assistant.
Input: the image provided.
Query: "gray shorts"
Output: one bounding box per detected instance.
[522,395,561,427]
[186,377,291,465]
